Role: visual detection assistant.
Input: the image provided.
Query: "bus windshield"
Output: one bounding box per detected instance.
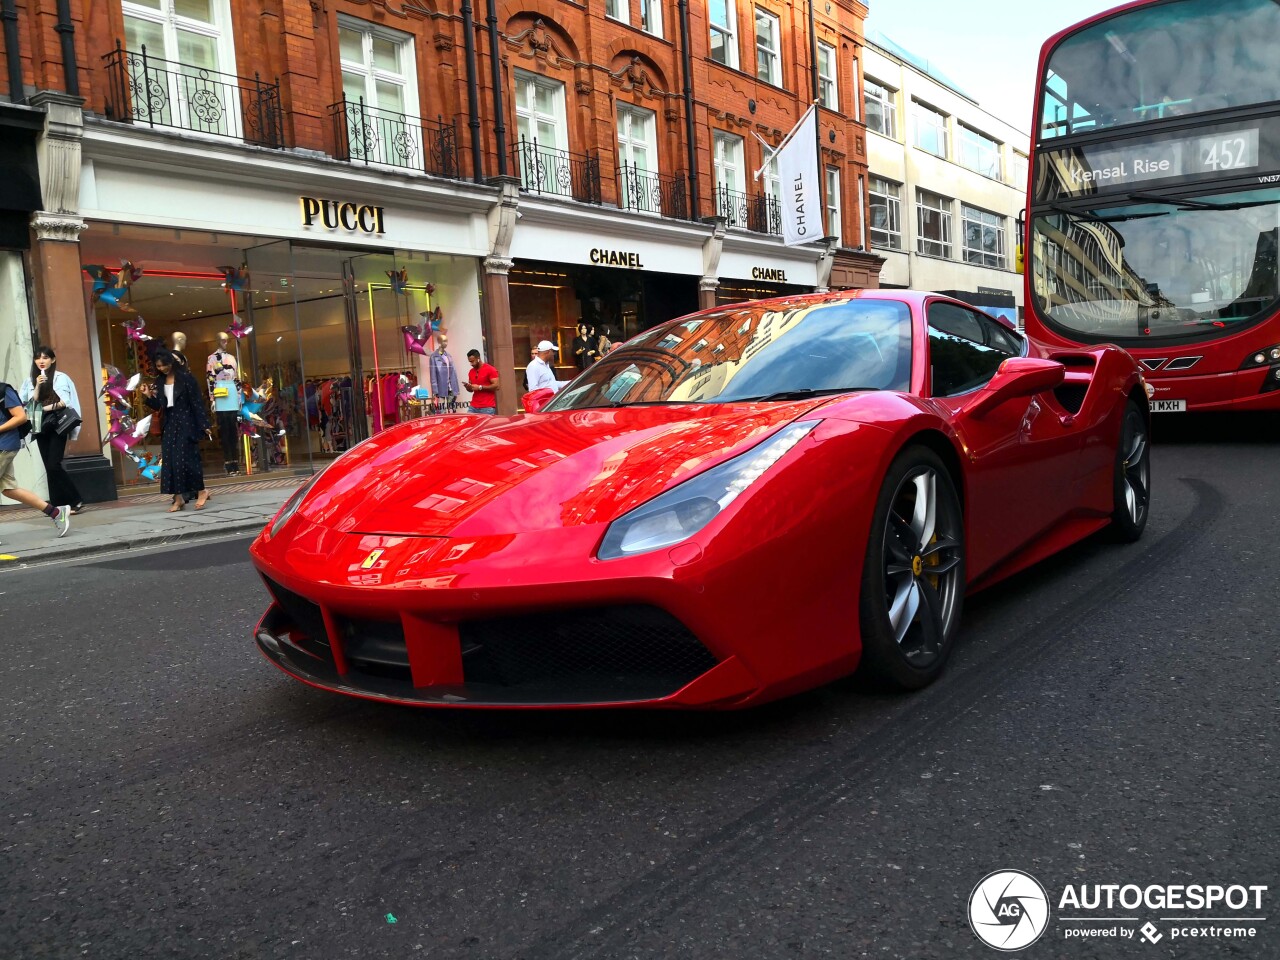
[1030,187,1280,343]
[1039,0,1280,141]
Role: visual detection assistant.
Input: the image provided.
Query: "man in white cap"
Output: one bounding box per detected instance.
[525,339,564,394]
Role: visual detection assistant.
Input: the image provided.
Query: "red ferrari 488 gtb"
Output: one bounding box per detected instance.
[251,291,1150,709]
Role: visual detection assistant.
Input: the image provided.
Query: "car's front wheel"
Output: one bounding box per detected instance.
[858,447,966,690]
[1108,399,1150,542]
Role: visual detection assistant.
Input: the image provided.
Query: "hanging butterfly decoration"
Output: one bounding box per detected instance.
[118,260,144,287]
[100,365,143,403]
[401,322,432,357]
[227,313,254,339]
[129,452,163,482]
[387,268,409,296]
[122,315,152,343]
[219,264,250,292]
[106,414,152,455]
[401,305,445,356]
[83,265,136,311]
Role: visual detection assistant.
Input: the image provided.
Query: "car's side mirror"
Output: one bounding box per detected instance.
[964,357,1065,419]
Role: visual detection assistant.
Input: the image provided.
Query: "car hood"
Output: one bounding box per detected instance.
[299,402,828,537]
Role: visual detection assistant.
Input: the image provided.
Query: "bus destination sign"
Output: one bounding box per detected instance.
[1060,128,1260,188]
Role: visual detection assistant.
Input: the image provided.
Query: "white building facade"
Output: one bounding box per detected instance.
[862,34,1029,325]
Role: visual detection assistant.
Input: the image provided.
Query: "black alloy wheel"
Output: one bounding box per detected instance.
[1108,399,1151,542]
[859,447,966,690]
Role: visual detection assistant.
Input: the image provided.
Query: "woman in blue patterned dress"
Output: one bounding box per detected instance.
[142,348,211,512]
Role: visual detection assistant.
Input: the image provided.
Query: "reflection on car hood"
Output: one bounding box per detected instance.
[298,402,828,536]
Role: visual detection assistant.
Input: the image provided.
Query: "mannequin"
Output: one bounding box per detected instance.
[169,330,188,367]
[207,331,242,475]
[428,332,460,410]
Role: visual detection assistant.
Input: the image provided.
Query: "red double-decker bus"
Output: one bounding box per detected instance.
[1024,0,1280,412]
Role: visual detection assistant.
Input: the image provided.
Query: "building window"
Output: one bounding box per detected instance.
[606,0,628,23]
[122,0,239,135]
[339,19,417,116]
[962,205,1006,268]
[336,18,419,165]
[957,125,1002,179]
[817,41,837,110]
[869,176,902,250]
[864,78,896,139]
[709,0,738,69]
[1012,151,1029,188]
[917,189,952,258]
[713,131,746,226]
[617,103,659,213]
[825,165,841,245]
[514,69,567,151]
[755,8,780,86]
[514,70,568,193]
[640,0,663,36]
[912,100,948,159]
[763,155,781,202]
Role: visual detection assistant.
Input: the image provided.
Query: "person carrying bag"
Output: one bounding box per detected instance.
[19,345,84,514]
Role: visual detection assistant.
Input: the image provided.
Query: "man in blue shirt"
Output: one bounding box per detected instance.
[0,381,70,537]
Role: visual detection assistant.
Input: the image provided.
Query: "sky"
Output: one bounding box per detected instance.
[865,0,1125,134]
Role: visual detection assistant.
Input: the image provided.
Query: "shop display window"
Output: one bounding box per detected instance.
[81,223,482,489]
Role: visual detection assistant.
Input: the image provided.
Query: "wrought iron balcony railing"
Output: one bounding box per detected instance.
[102,41,284,148]
[329,100,461,179]
[512,138,601,204]
[714,185,782,236]
[617,163,688,220]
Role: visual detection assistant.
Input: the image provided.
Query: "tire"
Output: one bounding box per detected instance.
[1107,399,1151,543]
[858,447,966,690]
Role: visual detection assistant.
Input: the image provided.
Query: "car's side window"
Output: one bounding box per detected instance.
[980,315,1023,357]
[927,302,1008,397]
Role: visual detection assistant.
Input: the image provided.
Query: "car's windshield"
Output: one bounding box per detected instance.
[1030,187,1280,343]
[543,297,914,411]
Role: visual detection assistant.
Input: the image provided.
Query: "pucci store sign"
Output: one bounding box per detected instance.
[300,196,386,235]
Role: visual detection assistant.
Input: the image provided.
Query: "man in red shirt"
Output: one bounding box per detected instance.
[464,349,500,414]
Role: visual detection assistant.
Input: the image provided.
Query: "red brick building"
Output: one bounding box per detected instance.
[0,0,882,501]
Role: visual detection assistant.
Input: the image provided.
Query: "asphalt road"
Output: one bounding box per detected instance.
[2,414,1276,960]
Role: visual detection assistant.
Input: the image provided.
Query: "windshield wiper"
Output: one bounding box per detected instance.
[1048,203,1164,225]
[1127,192,1276,212]
[1127,192,1220,210]
[725,387,871,402]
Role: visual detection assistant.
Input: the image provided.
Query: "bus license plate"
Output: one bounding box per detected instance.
[1151,399,1187,413]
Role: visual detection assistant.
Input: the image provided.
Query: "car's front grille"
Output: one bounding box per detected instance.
[259,581,717,704]
[263,576,331,662]
[458,605,717,701]
[336,617,412,683]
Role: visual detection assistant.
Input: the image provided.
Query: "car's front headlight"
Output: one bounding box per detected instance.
[268,471,322,538]
[597,420,818,560]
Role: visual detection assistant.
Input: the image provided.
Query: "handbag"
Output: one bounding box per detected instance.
[44,405,82,435]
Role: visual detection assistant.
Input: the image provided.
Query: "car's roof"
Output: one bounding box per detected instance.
[684,288,1020,333]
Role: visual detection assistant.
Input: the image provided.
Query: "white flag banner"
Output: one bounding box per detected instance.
[776,106,821,247]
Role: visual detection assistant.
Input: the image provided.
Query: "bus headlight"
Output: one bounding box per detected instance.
[1240,344,1280,369]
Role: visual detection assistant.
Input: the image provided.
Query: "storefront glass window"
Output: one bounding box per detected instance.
[81,224,482,487]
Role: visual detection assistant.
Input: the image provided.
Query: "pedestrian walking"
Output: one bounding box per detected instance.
[19,345,84,515]
[0,379,70,537]
[463,349,500,414]
[141,348,211,512]
[526,340,563,393]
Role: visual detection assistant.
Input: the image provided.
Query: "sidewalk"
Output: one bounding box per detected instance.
[0,475,303,569]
